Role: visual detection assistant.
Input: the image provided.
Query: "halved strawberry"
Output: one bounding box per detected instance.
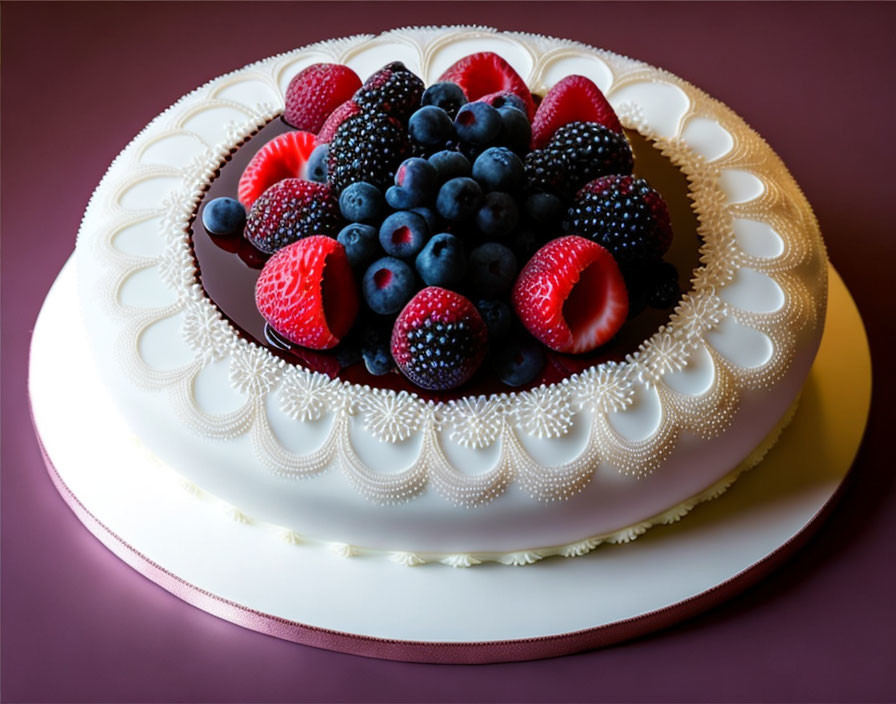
[284,63,362,132]
[237,131,317,209]
[438,52,536,119]
[531,75,622,149]
[255,235,358,350]
[512,236,628,354]
[317,99,360,143]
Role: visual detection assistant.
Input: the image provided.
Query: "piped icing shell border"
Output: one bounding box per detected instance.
[78,26,827,508]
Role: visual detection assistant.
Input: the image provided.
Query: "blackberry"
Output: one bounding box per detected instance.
[647,261,681,308]
[546,121,633,192]
[354,62,425,122]
[327,111,410,194]
[403,318,480,390]
[524,149,572,197]
[563,175,670,269]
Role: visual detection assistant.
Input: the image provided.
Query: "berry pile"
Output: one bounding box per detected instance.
[198,54,682,392]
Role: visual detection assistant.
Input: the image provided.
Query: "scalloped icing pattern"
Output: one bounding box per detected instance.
[76,26,827,513]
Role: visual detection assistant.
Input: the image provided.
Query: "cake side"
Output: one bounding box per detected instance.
[74,27,828,560]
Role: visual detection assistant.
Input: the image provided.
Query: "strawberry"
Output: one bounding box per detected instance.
[512,236,628,354]
[391,287,488,391]
[531,75,622,149]
[438,52,536,120]
[244,178,342,254]
[255,235,358,350]
[317,99,360,143]
[284,63,362,132]
[237,130,317,209]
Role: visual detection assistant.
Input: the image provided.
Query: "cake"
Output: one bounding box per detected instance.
[73,27,827,567]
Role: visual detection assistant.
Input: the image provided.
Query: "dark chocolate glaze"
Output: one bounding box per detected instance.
[188,119,701,402]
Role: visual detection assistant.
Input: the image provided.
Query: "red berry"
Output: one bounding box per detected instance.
[244,178,341,254]
[531,75,622,149]
[512,236,628,354]
[237,131,317,209]
[391,287,488,391]
[284,63,362,132]
[255,235,358,350]
[438,52,536,120]
[317,99,360,143]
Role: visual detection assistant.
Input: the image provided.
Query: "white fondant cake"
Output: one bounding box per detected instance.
[74,27,827,566]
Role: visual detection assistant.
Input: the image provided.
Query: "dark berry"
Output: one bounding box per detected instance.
[546,121,633,191]
[415,233,465,288]
[491,336,545,387]
[378,210,430,259]
[421,81,467,118]
[468,242,518,297]
[362,257,416,315]
[361,323,396,375]
[408,106,455,148]
[480,92,528,113]
[454,102,502,145]
[497,105,532,155]
[429,150,471,183]
[436,177,483,222]
[524,149,572,197]
[386,157,438,209]
[305,143,329,183]
[327,111,410,193]
[336,223,379,271]
[354,62,424,121]
[524,192,564,227]
[338,181,384,223]
[476,299,512,341]
[475,191,519,239]
[647,261,681,308]
[472,146,525,192]
[411,206,439,233]
[201,197,246,236]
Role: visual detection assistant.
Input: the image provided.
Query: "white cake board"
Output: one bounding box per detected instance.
[29,259,871,663]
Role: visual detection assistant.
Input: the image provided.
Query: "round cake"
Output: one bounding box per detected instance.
[74,26,827,566]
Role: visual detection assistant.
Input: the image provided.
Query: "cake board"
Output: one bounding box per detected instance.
[28,258,871,664]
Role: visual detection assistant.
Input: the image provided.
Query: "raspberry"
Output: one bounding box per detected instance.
[327,111,410,193]
[284,63,362,133]
[354,62,425,122]
[546,122,633,192]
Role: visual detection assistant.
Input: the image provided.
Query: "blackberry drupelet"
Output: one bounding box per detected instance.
[354,62,425,122]
[546,121,633,192]
[327,111,410,193]
[524,149,572,197]
[403,318,480,390]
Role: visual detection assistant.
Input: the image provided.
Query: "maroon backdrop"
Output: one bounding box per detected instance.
[2,2,893,701]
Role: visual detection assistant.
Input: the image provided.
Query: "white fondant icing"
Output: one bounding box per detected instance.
[732,218,785,259]
[720,168,765,204]
[681,116,734,162]
[719,268,785,313]
[610,81,689,138]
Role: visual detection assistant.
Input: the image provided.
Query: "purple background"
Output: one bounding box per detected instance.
[2,2,893,701]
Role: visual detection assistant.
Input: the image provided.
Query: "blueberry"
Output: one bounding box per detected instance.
[408,106,455,148]
[510,224,540,261]
[421,81,467,118]
[361,323,396,375]
[497,106,532,155]
[411,206,439,233]
[486,93,528,113]
[305,143,329,183]
[429,150,471,183]
[201,197,246,236]
[454,102,502,145]
[378,210,430,259]
[338,181,384,223]
[524,192,564,227]
[386,157,438,209]
[336,223,379,271]
[476,299,512,340]
[362,257,417,315]
[468,242,518,297]
[415,233,465,288]
[436,177,482,222]
[491,336,545,387]
[476,192,519,239]
[472,147,525,192]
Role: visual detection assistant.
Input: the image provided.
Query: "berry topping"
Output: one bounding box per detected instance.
[436,177,483,222]
[361,322,396,375]
[378,210,430,259]
[496,105,532,155]
[490,336,545,387]
[475,192,519,238]
[545,122,633,191]
[255,235,358,350]
[244,178,342,254]
[421,81,468,118]
[646,261,681,308]
[237,130,318,209]
[531,74,623,149]
[305,143,330,183]
[438,52,536,119]
[201,197,246,237]
[512,235,628,353]
[284,63,362,133]
[415,232,465,288]
[317,100,361,143]
[454,102,502,145]
[429,150,472,183]
[477,90,528,114]
[354,62,425,122]
[408,105,455,148]
[391,287,488,391]
[475,299,512,340]
[524,148,572,197]
[524,192,564,228]
[386,157,438,209]
[472,146,525,192]
[362,256,416,315]
[469,242,518,297]
[336,222,379,271]
[338,181,385,223]
[327,111,410,193]
[563,175,672,269]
